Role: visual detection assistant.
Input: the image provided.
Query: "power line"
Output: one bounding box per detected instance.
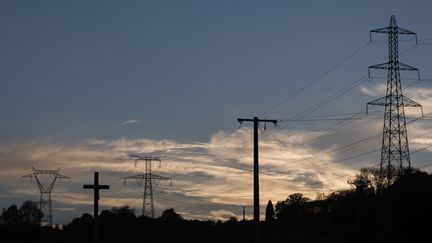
[263,115,429,173]
[253,36,428,160]
[267,43,418,132]
[304,140,432,189]
[259,41,371,117]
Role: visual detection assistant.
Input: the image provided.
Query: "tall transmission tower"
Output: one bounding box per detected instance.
[22,167,70,226]
[124,154,171,218]
[367,15,422,184]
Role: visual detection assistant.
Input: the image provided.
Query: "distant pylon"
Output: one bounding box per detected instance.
[22,167,70,226]
[367,15,422,185]
[124,154,171,218]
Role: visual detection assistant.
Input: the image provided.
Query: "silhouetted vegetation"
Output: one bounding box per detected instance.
[1,201,43,225]
[1,168,431,242]
[265,200,275,222]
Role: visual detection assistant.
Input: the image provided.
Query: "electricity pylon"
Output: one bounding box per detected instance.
[124,154,171,218]
[22,167,70,226]
[367,15,422,185]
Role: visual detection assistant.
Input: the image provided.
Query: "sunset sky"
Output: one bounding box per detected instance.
[1,0,432,224]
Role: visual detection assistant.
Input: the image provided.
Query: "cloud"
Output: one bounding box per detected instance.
[411,138,432,145]
[359,83,386,97]
[210,209,237,220]
[9,120,432,222]
[86,138,107,145]
[123,120,141,125]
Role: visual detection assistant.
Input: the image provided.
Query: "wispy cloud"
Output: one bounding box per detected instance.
[123,120,141,125]
[3,101,432,223]
[359,83,386,97]
[86,138,107,145]
[0,127,361,222]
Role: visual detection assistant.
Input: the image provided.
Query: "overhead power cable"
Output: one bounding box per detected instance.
[259,41,371,117]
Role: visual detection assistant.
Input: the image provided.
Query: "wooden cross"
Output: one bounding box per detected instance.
[83,172,109,243]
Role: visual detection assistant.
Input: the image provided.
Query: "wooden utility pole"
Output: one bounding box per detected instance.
[83,172,110,243]
[237,117,277,222]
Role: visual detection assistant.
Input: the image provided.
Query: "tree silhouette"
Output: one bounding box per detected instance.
[110,205,135,220]
[159,208,183,221]
[20,201,43,225]
[1,205,22,225]
[275,193,310,222]
[265,200,275,221]
[0,201,43,225]
[348,167,382,195]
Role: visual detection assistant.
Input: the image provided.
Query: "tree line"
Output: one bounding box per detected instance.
[1,167,431,242]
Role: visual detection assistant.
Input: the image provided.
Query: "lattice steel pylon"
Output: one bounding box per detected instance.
[367,15,422,185]
[124,155,171,218]
[22,167,70,226]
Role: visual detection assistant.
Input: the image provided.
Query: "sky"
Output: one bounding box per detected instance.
[1,0,432,224]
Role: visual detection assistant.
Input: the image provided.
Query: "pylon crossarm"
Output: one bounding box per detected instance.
[400,95,422,109]
[370,26,417,35]
[124,175,142,186]
[369,62,391,70]
[124,174,147,180]
[150,174,171,180]
[396,27,417,36]
[368,62,390,78]
[368,62,420,79]
[128,154,162,161]
[370,27,392,35]
[367,96,388,107]
[398,63,421,80]
[398,62,419,71]
[56,174,70,182]
[366,95,422,113]
[22,174,35,181]
[369,15,417,43]
[34,169,56,175]
[125,174,170,180]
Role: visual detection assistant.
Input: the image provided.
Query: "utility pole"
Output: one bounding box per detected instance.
[124,154,171,218]
[242,206,246,221]
[237,117,277,222]
[83,172,110,243]
[22,167,69,226]
[367,15,422,185]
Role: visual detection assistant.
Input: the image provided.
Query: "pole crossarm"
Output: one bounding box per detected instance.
[237,118,278,126]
